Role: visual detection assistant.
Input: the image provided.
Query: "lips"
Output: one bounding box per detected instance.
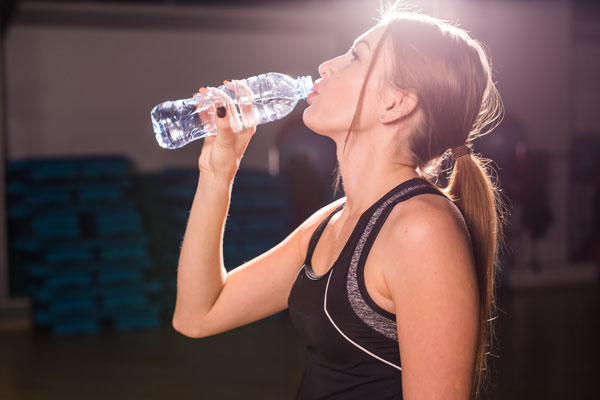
[312,80,321,95]
[306,80,321,104]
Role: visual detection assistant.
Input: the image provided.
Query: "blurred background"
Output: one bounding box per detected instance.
[0,0,598,398]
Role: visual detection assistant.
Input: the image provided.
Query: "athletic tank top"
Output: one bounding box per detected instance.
[287,177,450,400]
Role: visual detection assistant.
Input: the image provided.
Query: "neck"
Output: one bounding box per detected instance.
[335,138,420,219]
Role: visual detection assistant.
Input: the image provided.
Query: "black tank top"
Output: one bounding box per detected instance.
[287,177,450,400]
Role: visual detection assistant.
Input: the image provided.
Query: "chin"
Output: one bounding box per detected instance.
[302,107,352,142]
[302,107,323,135]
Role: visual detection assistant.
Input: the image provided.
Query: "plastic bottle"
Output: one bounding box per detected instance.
[151,72,314,149]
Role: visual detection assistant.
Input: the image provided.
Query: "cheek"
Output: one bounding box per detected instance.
[358,92,378,119]
[302,77,366,133]
[302,102,353,134]
[356,82,382,119]
[323,80,364,118]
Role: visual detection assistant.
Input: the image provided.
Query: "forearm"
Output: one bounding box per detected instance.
[172,172,233,332]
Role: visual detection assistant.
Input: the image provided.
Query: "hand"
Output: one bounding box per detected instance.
[194,79,257,182]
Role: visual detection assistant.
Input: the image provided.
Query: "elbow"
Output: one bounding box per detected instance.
[172,315,205,339]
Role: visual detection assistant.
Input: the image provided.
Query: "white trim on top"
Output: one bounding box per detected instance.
[323,271,402,372]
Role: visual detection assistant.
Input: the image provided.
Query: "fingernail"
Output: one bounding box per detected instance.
[217,106,227,118]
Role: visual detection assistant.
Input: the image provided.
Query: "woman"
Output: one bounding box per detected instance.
[173,2,506,399]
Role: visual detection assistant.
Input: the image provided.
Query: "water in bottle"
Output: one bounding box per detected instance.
[151,72,314,149]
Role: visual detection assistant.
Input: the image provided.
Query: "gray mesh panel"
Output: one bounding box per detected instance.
[346,183,429,341]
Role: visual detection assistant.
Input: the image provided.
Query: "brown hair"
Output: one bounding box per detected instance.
[332,2,508,397]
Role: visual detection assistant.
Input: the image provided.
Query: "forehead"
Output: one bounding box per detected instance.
[354,24,386,47]
[355,25,392,86]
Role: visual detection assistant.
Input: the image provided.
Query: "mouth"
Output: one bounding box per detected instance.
[313,80,321,95]
[306,81,320,104]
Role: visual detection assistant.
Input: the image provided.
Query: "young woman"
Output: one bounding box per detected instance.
[173,2,506,399]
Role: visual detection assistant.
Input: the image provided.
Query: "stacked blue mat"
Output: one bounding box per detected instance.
[137,167,293,321]
[6,156,162,337]
[227,169,294,268]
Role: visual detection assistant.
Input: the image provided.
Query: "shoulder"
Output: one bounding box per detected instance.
[389,192,470,246]
[379,192,476,298]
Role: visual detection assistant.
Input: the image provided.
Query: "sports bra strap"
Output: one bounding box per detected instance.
[304,203,345,265]
[302,177,449,266]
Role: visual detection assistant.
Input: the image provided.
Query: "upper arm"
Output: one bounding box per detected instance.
[191,197,346,338]
[382,199,479,399]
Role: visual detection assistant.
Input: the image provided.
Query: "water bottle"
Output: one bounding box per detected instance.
[151,72,314,149]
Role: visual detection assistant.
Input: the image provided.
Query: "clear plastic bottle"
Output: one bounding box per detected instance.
[151,72,314,149]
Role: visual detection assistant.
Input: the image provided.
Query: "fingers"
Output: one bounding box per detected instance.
[211,85,243,134]
[223,79,257,129]
[192,88,217,134]
[194,84,239,148]
[193,80,257,142]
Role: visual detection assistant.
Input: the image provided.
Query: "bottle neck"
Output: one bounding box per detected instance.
[296,75,314,100]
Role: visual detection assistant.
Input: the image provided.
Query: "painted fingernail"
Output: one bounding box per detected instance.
[216,106,227,118]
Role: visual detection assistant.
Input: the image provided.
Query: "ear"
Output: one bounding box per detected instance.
[379,89,419,123]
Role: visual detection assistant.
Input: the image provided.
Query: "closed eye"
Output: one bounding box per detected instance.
[350,49,359,61]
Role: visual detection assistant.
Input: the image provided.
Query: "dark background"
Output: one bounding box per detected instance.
[0,0,598,399]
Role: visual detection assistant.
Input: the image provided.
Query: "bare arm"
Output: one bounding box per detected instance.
[382,198,480,399]
[171,173,232,335]
[172,80,256,336]
[172,179,345,338]
[171,81,344,339]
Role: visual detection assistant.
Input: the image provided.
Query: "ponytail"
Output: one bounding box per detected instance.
[442,146,508,398]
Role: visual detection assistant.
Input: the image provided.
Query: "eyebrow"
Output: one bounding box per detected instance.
[352,39,371,51]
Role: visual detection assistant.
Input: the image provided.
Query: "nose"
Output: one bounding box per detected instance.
[318,59,333,79]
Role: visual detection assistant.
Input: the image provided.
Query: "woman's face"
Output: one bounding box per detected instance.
[303,24,389,139]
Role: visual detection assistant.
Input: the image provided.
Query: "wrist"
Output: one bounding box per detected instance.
[198,170,234,189]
